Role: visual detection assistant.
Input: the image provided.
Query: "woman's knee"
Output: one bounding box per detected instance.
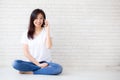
[12,60,23,70]
[56,64,63,74]
[49,63,63,75]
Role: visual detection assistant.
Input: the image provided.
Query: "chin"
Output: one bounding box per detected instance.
[35,25,41,27]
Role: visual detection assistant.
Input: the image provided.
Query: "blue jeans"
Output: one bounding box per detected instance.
[12,60,63,75]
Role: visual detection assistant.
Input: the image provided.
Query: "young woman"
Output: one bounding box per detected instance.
[12,9,63,75]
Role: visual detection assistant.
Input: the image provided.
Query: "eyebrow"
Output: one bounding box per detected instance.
[36,17,43,18]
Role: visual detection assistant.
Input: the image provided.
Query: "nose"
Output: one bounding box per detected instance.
[37,19,41,22]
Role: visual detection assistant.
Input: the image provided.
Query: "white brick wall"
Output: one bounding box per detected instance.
[0,0,120,71]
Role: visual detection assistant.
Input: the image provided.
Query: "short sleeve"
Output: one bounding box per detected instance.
[21,32,29,44]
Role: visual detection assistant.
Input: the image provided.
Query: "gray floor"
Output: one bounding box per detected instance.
[0,67,120,80]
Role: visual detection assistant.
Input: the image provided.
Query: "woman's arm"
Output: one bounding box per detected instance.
[23,44,48,68]
[45,20,52,49]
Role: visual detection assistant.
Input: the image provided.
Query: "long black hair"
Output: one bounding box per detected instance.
[27,8,46,39]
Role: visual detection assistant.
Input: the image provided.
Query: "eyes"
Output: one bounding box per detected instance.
[36,17,43,20]
[35,13,44,21]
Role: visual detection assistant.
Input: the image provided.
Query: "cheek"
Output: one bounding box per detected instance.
[41,20,44,23]
[33,20,37,25]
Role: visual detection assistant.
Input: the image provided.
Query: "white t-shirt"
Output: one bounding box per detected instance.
[21,28,52,62]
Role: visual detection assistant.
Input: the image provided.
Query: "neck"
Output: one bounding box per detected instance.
[35,27,42,32]
[34,27,43,36]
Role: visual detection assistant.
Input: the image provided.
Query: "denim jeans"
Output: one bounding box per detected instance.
[12,60,63,75]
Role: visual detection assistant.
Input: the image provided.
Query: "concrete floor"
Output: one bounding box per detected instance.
[0,67,120,80]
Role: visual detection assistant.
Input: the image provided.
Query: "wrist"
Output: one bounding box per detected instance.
[37,63,41,67]
[46,31,50,36]
[46,29,50,33]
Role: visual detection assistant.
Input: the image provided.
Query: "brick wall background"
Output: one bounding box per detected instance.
[0,0,120,71]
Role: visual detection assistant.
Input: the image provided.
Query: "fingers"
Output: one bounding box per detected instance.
[39,63,48,68]
[45,20,49,27]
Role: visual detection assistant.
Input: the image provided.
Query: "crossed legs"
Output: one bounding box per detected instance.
[12,60,63,75]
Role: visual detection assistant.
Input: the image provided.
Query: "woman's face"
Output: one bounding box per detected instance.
[33,13,44,28]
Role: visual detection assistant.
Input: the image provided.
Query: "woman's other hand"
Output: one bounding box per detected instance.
[38,63,48,68]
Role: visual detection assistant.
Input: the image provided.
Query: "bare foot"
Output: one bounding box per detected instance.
[19,71,33,74]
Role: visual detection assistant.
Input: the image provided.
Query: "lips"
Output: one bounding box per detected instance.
[36,23,41,25]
